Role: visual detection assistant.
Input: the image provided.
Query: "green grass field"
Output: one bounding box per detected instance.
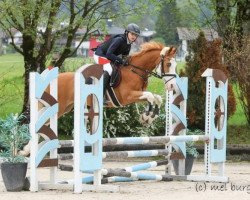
[0,54,24,116]
[0,54,249,129]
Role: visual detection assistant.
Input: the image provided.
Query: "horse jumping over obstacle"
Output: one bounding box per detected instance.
[28,57,229,193]
[56,42,177,120]
[20,42,177,156]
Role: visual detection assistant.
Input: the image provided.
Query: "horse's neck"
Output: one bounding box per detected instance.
[131,50,160,71]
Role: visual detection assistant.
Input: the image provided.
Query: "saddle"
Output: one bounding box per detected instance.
[84,63,123,107]
[84,63,122,88]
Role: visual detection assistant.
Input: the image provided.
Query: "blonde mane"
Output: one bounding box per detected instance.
[131,41,165,58]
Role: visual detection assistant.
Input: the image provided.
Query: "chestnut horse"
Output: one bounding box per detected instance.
[57,42,177,120]
[20,42,177,156]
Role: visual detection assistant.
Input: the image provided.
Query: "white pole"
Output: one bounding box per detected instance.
[74,72,82,193]
[30,73,39,192]
[50,72,58,184]
[204,77,212,176]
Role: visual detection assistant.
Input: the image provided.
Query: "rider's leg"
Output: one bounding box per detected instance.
[103,63,113,95]
[93,53,113,95]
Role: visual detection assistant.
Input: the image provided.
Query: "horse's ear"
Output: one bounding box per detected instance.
[167,46,177,56]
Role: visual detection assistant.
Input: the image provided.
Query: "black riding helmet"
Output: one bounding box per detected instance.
[126,23,141,36]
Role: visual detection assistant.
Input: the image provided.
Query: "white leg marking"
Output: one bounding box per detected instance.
[139,92,155,104]
[153,94,162,107]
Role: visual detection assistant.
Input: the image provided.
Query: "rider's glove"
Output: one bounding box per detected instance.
[122,58,129,66]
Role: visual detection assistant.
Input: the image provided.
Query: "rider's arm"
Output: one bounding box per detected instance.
[106,37,123,64]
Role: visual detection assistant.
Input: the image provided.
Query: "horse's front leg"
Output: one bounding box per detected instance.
[139,93,162,124]
[129,91,162,124]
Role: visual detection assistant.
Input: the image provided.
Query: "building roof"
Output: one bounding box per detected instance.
[104,26,156,37]
[141,30,156,37]
[106,26,125,35]
[177,27,219,41]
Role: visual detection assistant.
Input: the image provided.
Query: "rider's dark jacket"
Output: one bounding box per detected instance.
[95,34,131,65]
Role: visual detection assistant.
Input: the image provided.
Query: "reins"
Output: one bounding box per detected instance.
[128,56,176,84]
[129,63,161,79]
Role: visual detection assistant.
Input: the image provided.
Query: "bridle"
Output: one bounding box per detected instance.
[128,54,176,84]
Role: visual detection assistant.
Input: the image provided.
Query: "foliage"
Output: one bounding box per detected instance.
[152,37,166,45]
[57,102,166,138]
[103,103,166,138]
[185,129,204,158]
[155,0,181,45]
[180,32,236,129]
[223,32,250,125]
[192,0,250,125]
[58,111,74,137]
[0,114,30,163]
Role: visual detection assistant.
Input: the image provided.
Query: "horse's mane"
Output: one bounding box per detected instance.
[131,41,165,58]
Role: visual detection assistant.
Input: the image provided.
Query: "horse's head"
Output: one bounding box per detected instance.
[155,46,177,90]
[130,42,177,90]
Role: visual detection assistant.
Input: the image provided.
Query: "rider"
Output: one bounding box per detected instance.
[93,23,141,94]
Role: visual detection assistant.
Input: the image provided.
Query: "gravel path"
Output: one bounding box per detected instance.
[0,161,249,200]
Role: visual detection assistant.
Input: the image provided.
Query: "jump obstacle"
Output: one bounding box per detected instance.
[29,65,228,193]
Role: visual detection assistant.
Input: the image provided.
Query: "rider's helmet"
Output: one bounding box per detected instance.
[125,23,141,36]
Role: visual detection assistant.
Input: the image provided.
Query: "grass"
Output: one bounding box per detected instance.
[0,53,249,128]
[228,84,248,126]
[0,54,24,117]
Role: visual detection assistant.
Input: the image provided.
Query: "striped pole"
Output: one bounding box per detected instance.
[103,149,169,159]
[58,150,169,161]
[59,135,209,148]
[61,171,172,184]
[59,159,169,173]
[103,173,173,182]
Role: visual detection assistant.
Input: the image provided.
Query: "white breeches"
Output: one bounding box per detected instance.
[94,54,113,75]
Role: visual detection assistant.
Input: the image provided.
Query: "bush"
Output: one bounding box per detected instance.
[180,32,236,129]
[58,103,167,138]
[103,103,166,138]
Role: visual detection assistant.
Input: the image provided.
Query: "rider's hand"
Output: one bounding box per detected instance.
[122,58,129,66]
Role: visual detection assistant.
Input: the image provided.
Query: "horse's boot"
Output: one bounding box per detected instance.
[103,71,111,104]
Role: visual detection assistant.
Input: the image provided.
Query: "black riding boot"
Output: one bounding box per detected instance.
[103,71,111,97]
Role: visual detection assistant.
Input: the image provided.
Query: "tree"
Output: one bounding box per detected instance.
[180,32,236,129]
[155,0,181,45]
[0,0,162,122]
[190,0,250,125]
[212,0,250,125]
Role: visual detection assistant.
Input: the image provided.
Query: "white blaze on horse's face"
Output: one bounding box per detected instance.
[156,47,170,76]
[164,58,177,91]
[156,47,177,91]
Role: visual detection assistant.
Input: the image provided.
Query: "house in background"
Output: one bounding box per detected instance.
[7,28,23,46]
[2,21,156,57]
[176,27,219,61]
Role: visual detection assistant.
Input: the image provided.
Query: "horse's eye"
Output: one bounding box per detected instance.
[167,63,171,67]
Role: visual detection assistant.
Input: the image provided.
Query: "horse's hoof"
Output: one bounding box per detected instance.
[154,95,162,106]
[139,113,150,125]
